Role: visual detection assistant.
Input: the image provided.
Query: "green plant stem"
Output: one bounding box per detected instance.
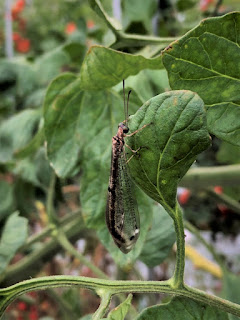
[89,0,176,49]
[1,214,92,285]
[169,203,185,289]
[180,164,240,188]
[206,188,240,215]
[56,229,138,316]
[1,276,240,318]
[47,289,79,320]
[56,229,108,279]
[111,32,175,50]
[46,171,58,223]
[92,291,112,320]
[212,0,223,16]
[184,220,224,268]
[21,209,82,251]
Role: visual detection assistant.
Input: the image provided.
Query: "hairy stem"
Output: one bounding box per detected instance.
[180,165,240,188]
[1,276,240,317]
[170,203,185,288]
[206,188,240,215]
[56,229,108,279]
[21,209,82,251]
[92,291,112,320]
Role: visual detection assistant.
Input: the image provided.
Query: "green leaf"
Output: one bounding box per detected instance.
[0,59,16,87]
[114,69,170,105]
[11,59,37,98]
[88,0,122,30]
[107,294,132,320]
[176,0,197,11]
[136,296,228,320]
[24,88,46,109]
[216,141,240,164]
[35,46,71,85]
[62,42,87,65]
[14,127,45,159]
[0,94,15,119]
[126,90,211,208]
[62,288,82,317]
[0,212,28,274]
[43,73,82,177]
[98,190,153,268]
[0,109,41,163]
[222,270,240,320]
[80,45,163,90]
[14,148,53,189]
[139,205,175,267]
[14,180,35,215]
[0,181,15,221]
[121,70,155,103]
[123,0,157,29]
[0,58,36,98]
[162,12,240,146]
[144,69,170,94]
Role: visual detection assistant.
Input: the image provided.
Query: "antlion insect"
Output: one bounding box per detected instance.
[105,80,148,253]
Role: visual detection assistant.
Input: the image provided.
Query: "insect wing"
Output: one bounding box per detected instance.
[106,149,140,253]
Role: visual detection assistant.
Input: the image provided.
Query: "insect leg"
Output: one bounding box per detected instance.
[125,122,152,138]
[125,145,148,164]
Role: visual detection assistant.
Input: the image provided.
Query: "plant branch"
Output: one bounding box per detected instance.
[46,171,58,223]
[206,188,240,215]
[179,165,240,189]
[56,229,108,279]
[1,276,240,317]
[21,209,82,251]
[88,0,176,50]
[0,214,94,286]
[88,0,121,33]
[92,290,112,320]
[47,289,79,320]
[56,229,139,315]
[110,32,175,50]
[212,0,223,16]
[168,203,185,289]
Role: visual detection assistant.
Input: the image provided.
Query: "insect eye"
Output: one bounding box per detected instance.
[118,122,129,133]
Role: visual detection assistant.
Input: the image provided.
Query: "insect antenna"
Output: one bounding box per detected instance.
[123,79,126,121]
[126,89,132,127]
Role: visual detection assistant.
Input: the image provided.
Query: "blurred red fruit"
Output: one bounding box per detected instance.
[199,0,215,11]
[65,22,77,34]
[178,189,191,205]
[11,0,25,19]
[16,38,30,53]
[214,186,223,194]
[29,305,38,320]
[17,301,27,311]
[12,32,20,41]
[15,0,25,11]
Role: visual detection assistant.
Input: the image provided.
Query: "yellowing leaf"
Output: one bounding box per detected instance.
[185,244,222,278]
